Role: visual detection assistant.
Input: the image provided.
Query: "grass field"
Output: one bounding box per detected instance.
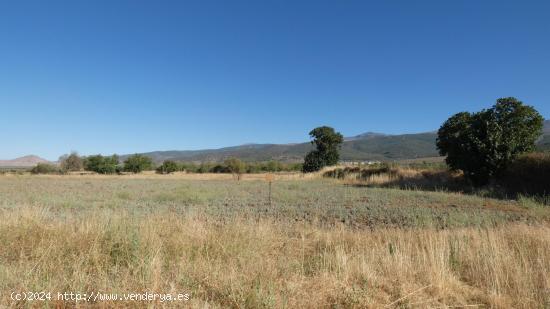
[1,175,549,308]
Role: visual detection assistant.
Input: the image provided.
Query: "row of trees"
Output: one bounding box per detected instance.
[53,153,303,175]
[55,153,153,174]
[156,158,302,174]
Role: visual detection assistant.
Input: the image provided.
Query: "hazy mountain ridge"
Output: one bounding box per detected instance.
[123,132,442,163]
[0,155,50,167]
[3,121,548,165]
[126,121,550,163]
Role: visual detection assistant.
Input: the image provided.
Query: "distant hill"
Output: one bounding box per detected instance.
[123,132,441,163]
[0,155,50,167]
[6,121,547,166]
[126,121,550,163]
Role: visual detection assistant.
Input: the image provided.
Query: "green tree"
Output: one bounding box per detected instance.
[224,158,245,179]
[180,162,198,173]
[265,160,282,172]
[84,154,119,174]
[156,160,179,174]
[60,152,83,172]
[437,97,543,185]
[303,126,343,172]
[123,154,153,173]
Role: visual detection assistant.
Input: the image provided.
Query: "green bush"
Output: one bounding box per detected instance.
[197,162,215,173]
[224,158,245,175]
[31,163,61,174]
[156,160,179,174]
[180,162,198,173]
[123,154,153,173]
[210,164,229,173]
[153,160,302,175]
[84,155,120,174]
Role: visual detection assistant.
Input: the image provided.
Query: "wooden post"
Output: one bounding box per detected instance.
[265,173,274,207]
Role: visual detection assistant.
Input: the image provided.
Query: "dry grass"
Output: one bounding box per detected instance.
[25,170,319,181]
[326,166,466,192]
[1,207,549,308]
[1,176,549,308]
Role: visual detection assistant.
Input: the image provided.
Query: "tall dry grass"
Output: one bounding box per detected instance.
[325,166,467,192]
[1,206,549,308]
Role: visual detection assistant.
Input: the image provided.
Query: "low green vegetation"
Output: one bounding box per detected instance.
[156,159,302,174]
[123,154,153,173]
[2,176,547,229]
[30,163,61,174]
[156,160,179,174]
[84,154,120,174]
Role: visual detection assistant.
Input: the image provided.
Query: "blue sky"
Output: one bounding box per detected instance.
[1,0,549,160]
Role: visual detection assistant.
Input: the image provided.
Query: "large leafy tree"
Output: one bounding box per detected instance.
[84,154,120,174]
[437,97,543,185]
[60,152,84,172]
[123,154,153,173]
[224,158,246,177]
[303,126,343,172]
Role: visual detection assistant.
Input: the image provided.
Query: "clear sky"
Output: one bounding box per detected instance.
[1,0,549,160]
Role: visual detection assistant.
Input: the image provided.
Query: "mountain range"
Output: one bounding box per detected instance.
[126,120,550,163]
[2,121,549,166]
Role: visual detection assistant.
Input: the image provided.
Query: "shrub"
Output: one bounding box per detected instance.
[210,164,229,173]
[155,160,302,174]
[84,155,120,174]
[197,162,216,173]
[224,158,245,174]
[180,162,199,173]
[265,160,281,172]
[156,160,179,174]
[123,154,153,174]
[31,163,61,174]
[60,152,83,172]
[501,153,550,199]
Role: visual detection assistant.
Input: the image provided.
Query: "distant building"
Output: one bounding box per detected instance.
[340,160,381,166]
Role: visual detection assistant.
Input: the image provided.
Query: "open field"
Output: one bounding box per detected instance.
[1,175,549,308]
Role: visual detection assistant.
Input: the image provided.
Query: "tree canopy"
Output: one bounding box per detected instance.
[123,154,153,173]
[436,97,543,185]
[303,126,343,172]
[84,155,120,174]
[60,152,83,172]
